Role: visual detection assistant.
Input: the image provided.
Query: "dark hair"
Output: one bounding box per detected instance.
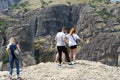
[58,28,62,32]
[62,27,67,30]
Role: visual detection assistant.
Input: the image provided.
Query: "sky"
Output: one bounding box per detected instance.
[111,0,120,2]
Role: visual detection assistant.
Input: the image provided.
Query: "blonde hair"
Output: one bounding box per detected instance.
[69,27,75,35]
[9,37,16,44]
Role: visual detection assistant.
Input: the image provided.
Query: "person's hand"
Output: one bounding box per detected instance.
[79,38,84,43]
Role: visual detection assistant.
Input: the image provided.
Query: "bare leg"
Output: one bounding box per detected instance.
[69,49,73,61]
[54,53,59,62]
[73,48,77,62]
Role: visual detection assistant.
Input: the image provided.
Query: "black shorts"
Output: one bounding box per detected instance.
[70,45,77,49]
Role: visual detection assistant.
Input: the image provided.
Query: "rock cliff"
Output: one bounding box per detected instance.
[1,2,120,68]
[24,3,120,66]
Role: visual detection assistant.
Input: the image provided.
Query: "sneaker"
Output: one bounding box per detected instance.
[17,77,21,80]
[58,64,62,67]
[68,63,74,67]
[72,61,77,64]
[9,75,12,80]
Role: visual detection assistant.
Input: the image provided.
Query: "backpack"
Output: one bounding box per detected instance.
[12,45,20,59]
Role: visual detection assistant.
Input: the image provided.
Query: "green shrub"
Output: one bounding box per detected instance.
[0,20,6,26]
[97,8,115,19]
[1,51,9,64]
[91,0,110,3]
[0,20,13,26]
[0,27,4,33]
[9,4,17,9]
[88,3,96,8]
[24,8,29,13]
[66,1,71,6]
[19,1,29,8]
[40,0,53,8]
[117,19,120,23]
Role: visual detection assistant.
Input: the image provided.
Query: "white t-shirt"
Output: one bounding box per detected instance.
[55,32,66,46]
[66,33,80,46]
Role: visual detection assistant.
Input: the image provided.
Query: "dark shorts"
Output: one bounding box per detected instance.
[70,45,77,49]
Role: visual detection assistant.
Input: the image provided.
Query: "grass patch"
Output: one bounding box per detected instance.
[8,4,18,9]
[18,1,29,8]
[40,0,53,8]
[97,8,115,19]
[0,20,13,26]
[19,0,112,10]
[8,1,30,13]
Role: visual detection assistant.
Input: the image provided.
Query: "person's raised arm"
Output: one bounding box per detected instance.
[63,34,69,45]
[76,34,83,42]
[78,38,83,43]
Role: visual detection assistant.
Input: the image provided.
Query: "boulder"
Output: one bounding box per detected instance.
[21,51,36,67]
[2,63,9,71]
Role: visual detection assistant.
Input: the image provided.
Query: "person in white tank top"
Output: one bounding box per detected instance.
[66,27,83,63]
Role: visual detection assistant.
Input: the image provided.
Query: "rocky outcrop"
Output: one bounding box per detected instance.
[0,12,34,70]
[1,60,120,80]
[25,4,88,37]
[30,4,120,65]
[21,52,36,66]
[78,33,120,66]
[0,0,21,11]
[25,4,71,36]
[26,4,120,66]
[5,23,33,51]
[34,35,57,63]
[73,4,120,66]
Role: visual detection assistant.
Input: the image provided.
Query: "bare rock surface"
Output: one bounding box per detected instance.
[0,60,120,80]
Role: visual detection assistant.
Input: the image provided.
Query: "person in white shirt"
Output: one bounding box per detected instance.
[54,29,65,63]
[55,27,73,67]
[66,27,83,63]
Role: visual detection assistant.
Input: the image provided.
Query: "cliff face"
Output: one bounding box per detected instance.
[25,4,86,36]
[1,3,120,67]
[0,0,21,11]
[25,4,120,66]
